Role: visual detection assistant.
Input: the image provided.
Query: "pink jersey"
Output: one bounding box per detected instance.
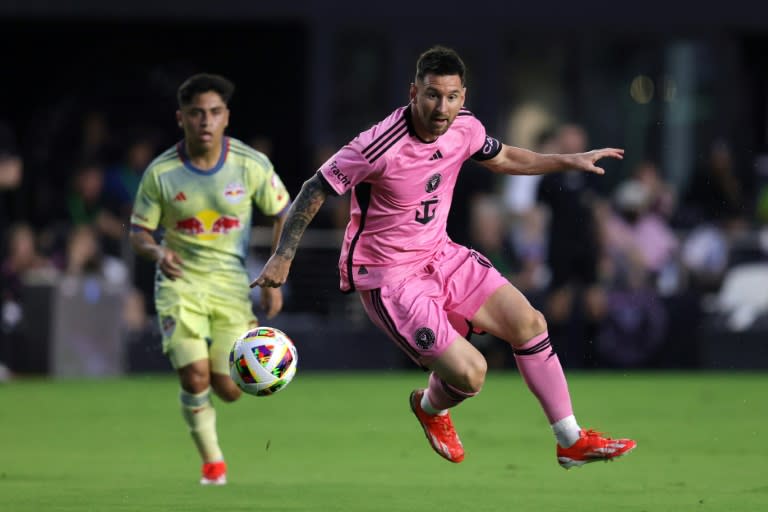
[318,105,501,291]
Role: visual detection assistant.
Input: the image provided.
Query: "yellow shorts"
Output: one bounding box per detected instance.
[155,274,257,375]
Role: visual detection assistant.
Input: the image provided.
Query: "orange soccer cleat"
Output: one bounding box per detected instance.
[200,460,227,485]
[557,429,637,469]
[409,389,465,463]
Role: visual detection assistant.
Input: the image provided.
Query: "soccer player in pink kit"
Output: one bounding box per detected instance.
[252,46,636,467]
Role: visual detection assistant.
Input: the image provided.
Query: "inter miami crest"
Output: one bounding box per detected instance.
[414,327,436,350]
[425,173,442,193]
[416,174,442,225]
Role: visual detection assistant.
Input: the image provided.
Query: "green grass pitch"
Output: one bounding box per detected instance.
[1,371,767,511]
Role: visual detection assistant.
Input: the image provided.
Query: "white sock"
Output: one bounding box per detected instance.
[551,415,581,447]
[420,389,448,416]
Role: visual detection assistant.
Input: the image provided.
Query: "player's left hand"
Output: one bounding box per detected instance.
[259,286,283,320]
[251,253,292,288]
[575,148,624,175]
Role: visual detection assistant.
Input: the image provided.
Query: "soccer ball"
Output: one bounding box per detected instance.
[228,326,298,396]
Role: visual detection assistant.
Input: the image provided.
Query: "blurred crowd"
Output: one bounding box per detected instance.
[2,111,767,377]
[450,123,766,369]
[0,113,159,378]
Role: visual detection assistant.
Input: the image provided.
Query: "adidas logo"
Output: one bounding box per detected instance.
[173,191,187,201]
[357,265,368,275]
[429,150,443,160]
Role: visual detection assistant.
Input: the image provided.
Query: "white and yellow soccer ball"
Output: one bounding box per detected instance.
[228,327,298,396]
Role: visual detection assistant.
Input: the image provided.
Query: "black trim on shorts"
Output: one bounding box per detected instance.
[370,289,421,362]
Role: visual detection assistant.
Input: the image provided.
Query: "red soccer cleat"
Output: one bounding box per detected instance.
[409,389,465,463]
[200,460,227,485]
[557,429,637,469]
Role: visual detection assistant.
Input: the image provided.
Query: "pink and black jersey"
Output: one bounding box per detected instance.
[318,105,502,292]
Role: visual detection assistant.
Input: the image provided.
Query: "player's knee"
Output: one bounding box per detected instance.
[530,308,547,334]
[469,356,487,393]
[180,366,210,394]
[510,307,547,346]
[458,355,487,394]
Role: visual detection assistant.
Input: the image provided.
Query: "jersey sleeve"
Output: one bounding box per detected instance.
[467,116,502,161]
[249,157,290,216]
[317,142,377,195]
[130,167,162,231]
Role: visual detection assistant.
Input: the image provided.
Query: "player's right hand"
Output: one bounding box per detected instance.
[250,254,291,288]
[574,148,624,175]
[158,248,184,280]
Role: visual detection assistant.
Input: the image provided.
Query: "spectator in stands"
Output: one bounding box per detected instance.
[103,133,157,221]
[1,223,58,378]
[680,138,748,227]
[502,127,557,220]
[631,159,677,220]
[0,121,24,252]
[593,179,678,368]
[60,224,131,294]
[60,160,125,258]
[598,178,680,290]
[536,123,605,366]
[501,127,556,298]
[102,133,159,314]
[679,139,751,292]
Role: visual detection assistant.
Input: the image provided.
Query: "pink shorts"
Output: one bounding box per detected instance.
[358,241,508,366]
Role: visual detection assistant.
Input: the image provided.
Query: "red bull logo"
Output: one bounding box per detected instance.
[175,209,242,240]
[211,215,241,233]
[175,217,206,235]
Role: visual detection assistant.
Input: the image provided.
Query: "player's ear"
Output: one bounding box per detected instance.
[176,110,183,128]
[409,82,417,103]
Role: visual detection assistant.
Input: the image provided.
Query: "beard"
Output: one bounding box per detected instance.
[428,116,452,136]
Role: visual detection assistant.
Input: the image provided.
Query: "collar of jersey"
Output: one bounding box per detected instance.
[404,105,440,145]
[177,137,229,175]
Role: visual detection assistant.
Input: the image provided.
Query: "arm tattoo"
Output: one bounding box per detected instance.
[275,176,328,259]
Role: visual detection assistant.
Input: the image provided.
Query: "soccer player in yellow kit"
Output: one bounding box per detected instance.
[129,74,290,485]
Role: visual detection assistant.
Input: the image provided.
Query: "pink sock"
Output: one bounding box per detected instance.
[512,331,574,423]
[425,372,478,411]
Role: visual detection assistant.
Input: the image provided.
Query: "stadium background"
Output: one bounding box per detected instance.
[2,1,768,375]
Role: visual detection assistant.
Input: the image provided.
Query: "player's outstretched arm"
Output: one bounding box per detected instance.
[259,211,288,319]
[480,144,624,176]
[250,174,328,289]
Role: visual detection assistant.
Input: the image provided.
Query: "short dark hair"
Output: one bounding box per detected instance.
[415,46,466,85]
[177,73,235,107]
